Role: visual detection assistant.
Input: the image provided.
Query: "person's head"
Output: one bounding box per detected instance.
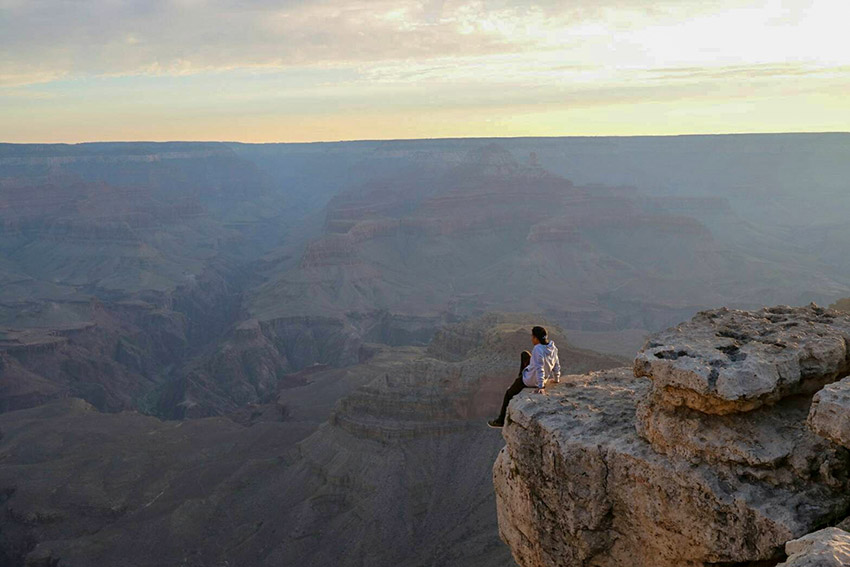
[531,326,548,346]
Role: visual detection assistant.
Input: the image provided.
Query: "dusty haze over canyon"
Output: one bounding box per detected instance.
[1,135,850,566]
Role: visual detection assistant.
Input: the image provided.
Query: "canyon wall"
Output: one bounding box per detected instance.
[4,139,850,421]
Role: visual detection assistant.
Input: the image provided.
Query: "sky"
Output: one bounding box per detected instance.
[1,0,849,143]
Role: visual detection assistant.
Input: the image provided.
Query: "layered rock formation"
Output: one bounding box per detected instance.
[249,144,849,360]
[260,317,624,567]
[4,140,850,421]
[494,305,850,567]
[0,263,251,416]
[0,145,288,417]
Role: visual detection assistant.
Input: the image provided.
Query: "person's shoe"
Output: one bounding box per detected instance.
[488,419,504,428]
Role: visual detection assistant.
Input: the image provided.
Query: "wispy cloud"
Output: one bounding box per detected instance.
[7,0,842,85]
[647,63,850,82]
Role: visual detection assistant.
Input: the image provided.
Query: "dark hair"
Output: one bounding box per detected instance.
[532,326,548,344]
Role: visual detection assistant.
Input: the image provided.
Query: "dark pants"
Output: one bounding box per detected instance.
[497,374,530,423]
[498,349,533,423]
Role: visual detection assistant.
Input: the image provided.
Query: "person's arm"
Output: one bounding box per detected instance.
[553,346,561,382]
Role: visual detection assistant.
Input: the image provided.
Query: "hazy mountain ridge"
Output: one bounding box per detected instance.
[2,136,850,417]
[249,142,847,345]
[0,146,285,417]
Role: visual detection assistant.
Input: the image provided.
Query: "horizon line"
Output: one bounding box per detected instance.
[3,130,850,147]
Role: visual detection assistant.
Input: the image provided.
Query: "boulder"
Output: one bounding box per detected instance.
[809,377,850,450]
[778,527,850,566]
[634,305,850,414]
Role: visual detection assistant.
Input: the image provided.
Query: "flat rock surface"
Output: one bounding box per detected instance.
[635,305,850,414]
[778,527,850,566]
[493,368,850,567]
[809,377,850,450]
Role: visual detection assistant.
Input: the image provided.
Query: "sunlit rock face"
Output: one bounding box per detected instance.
[809,377,850,451]
[634,304,850,414]
[494,305,850,567]
[777,527,850,567]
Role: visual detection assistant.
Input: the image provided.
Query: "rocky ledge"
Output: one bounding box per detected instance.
[494,305,850,567]
[634,305,850,414]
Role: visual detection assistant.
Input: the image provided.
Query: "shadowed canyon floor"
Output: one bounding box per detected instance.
[0,317,623,566]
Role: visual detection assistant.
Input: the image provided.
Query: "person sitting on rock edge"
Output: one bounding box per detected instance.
[488,325,561,428]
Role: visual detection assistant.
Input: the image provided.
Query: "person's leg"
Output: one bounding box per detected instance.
[495,375,527,424]
[520,350,531,373]
[490,351,532,427]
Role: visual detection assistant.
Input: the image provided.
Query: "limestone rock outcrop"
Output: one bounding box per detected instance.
[809,377,850,450]
[777,527,850,566]
[495,305,850,567]
[634,305,850,414]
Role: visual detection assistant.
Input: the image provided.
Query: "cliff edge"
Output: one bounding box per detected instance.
[494,305,850,566]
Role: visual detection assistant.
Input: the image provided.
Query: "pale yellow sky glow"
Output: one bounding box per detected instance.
[1,0,849,142]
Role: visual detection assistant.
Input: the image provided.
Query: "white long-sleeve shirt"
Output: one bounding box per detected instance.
[522,341,561,389]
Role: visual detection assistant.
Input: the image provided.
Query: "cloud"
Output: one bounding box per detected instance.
[0,0,779,85]
[647,63,850,82]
